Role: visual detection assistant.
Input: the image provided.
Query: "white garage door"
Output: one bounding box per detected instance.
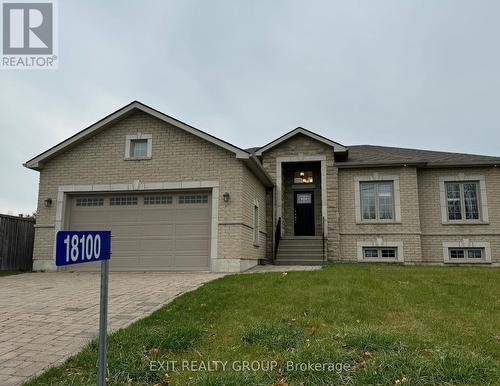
[67,192,211,271]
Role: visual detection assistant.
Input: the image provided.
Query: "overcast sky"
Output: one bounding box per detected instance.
[1,0,499,214]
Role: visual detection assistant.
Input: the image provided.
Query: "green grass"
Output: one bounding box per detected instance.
[0,270,24,277]
[26,264,500,385]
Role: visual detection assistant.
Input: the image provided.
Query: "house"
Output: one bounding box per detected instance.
[24,101,500,272]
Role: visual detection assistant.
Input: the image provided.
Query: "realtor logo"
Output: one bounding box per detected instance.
[1,0,58,69]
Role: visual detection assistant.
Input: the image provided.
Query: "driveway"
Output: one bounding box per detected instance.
[0,272,224,386]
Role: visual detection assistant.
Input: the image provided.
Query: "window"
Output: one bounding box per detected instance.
[449,248,484,262]
[253,204,259,245]
[144,196,172,205]
[294,171,313,184]
[110,196,138,206]
[360,181,394,221]
[179,194,209,204]
[296,192,312,204]
[130,139,148,158]
[76,197,104,207]
[363,247,398,259]
[445,181,480,221]
[125,134,152,159]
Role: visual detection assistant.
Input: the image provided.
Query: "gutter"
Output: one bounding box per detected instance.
[336,161,500,169]
[237,154,274,187]
[336,162,427,169]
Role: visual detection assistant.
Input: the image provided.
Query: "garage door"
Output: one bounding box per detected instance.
[67,192,211,271]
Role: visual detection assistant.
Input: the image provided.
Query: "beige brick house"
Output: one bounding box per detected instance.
[24,101,500,272]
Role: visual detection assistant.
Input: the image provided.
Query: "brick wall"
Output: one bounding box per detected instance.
[260,133,338,259]
[337,167,423,262]
[32,111,264,270]
[417,167,500,264]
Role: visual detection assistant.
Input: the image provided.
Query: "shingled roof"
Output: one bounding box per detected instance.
[247,143,500,168]
[340,145,500,167]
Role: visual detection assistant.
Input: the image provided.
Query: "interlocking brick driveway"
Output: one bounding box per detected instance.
[0,272,224,386]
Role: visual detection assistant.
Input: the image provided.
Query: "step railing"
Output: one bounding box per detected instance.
[274,217,282,262]
[322,216,326,262]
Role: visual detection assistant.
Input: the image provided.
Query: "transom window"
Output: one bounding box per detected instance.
[449,248,484,261]
[294,171,313,184]
[445,181,480,221]
[363,247,397,259]
[360,181,394,221]
[144,196,172,205]
[110,196,138,206]
[130,139,148,158]
[76,197,104,207]
[179,194,209,204]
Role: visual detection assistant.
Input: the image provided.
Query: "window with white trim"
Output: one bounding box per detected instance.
[445,181,480,221]
[125,134,152,160]
[448,248,485,262]
[253,204,259,245]
[130,139,148,158]
[362,247,398,260]
[360,181,394,221]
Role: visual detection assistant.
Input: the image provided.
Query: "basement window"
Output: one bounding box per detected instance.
[449,248,484,262]
[363,247,398,260]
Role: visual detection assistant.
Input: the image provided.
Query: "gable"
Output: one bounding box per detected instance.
[254,127,348,156]
[24,101,250,170]
[24,101,273,187]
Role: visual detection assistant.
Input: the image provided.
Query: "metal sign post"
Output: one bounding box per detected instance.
[98,259,109,386]
[55,230,111,386]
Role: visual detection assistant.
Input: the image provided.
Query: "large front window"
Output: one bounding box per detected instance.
[360,181,394,221]
[445,181,480,221]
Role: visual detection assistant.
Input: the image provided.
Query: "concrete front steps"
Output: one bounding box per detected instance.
[275,236,324,265]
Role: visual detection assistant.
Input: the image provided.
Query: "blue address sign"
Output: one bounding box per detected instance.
[56,231,111,266]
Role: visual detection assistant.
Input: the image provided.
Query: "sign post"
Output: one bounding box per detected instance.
[98,258,109,386]
[56,230,111,386]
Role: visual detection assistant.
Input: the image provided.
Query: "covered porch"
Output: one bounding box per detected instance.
[273,159,328,264]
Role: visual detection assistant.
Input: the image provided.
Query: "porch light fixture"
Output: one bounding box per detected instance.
[223,192,230,202]
[44,198,53,207]
[294,171,313,184]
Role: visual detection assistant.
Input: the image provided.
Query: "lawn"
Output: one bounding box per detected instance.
[0,270,23,277]
[26,264,499,385]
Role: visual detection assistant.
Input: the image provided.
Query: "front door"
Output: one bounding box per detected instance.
[294,191,315,236]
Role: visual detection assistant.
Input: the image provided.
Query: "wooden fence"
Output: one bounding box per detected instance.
[0,214,35,271]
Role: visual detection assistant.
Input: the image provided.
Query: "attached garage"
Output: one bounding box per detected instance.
[66,191,211,271]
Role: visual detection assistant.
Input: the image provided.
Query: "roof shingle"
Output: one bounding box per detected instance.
[341,145,500,167]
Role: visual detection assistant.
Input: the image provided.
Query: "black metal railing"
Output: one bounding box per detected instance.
[274,217,282,261]
[322,216,326,262]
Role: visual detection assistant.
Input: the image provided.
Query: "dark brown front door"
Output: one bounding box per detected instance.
[294,191,314,236]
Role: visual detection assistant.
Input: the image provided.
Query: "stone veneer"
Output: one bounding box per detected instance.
[260,135,500,265]
[32,111,266,272]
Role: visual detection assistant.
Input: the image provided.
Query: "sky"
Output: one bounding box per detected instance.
[1,0,500,215]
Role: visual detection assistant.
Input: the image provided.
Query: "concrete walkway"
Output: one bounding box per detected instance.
[0,272,223,386]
